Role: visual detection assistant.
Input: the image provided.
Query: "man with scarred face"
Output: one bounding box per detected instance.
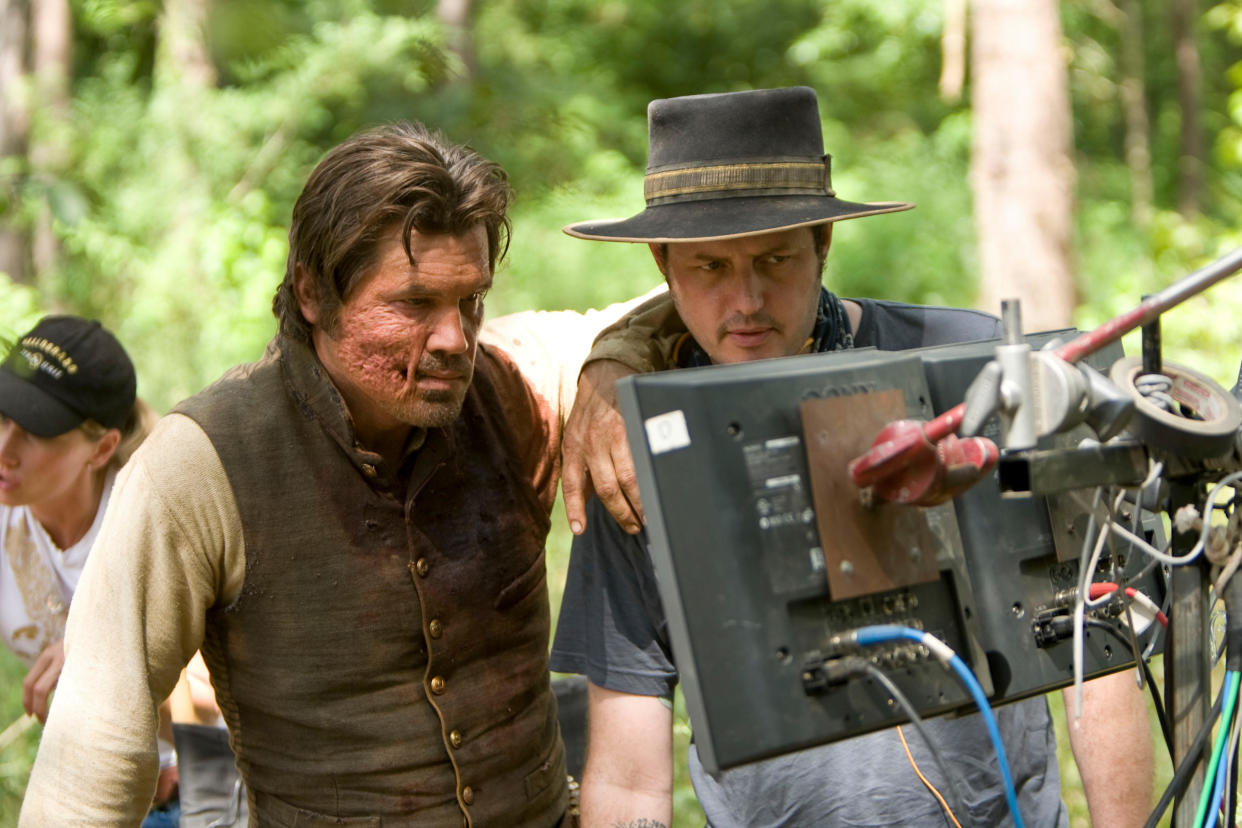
[21,122,651,827]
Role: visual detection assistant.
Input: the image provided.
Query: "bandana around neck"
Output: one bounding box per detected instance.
[676,287,855,368]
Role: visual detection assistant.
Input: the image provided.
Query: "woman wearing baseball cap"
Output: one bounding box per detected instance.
[0,316,159,752]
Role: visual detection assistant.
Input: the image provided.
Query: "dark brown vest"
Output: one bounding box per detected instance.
[176,337,567,827]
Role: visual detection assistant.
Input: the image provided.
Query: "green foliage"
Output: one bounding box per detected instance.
[0,280,42,345]
[495,173,661,317]
[795,0,958,136]
[470,0,824,152]
[13,4,454,411]
[827,112,978,308]
[0,647,42,824]
[1075,200,1242,387]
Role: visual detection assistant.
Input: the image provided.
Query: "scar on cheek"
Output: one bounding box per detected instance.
[348,350,411,385]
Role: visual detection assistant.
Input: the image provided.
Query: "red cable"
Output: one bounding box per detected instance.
[1088,582,1170,629]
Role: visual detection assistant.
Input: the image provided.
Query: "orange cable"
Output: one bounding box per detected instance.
[897,724,964,828]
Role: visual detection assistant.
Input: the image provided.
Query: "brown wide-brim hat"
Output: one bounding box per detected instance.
[565,86,913,243]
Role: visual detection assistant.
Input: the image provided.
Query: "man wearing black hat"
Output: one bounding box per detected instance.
[550,87,1154,827]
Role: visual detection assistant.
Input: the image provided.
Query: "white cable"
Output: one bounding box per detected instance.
[1073,460,1180,715]
[1072,527,1110,717]
[1072,488,1108,719]
[1128,589,1164,627]
[1214,546,1242,598]
[1180,471,1242,564]
[918,632,955,665]
[1106,519,1191,567]
[1084,490,1133,610]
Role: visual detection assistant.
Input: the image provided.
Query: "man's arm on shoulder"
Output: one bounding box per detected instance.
[479,285,670,427]
[20,414,244,827]
[481,288,672,523]
[581,683,674,828]
[581,288,683,376]
[1061,670,1154,827]
[563,289,685,536]
[480,289,685,535]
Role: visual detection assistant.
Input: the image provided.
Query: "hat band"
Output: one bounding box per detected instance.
[644,157,834,205]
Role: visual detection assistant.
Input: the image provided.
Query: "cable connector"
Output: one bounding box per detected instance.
[801,654,869,695]
[1033,613,1075,647]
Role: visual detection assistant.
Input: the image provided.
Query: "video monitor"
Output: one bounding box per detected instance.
[618,332,1164,773]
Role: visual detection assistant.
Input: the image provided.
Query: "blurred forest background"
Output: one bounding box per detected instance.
[4,0,1242,824]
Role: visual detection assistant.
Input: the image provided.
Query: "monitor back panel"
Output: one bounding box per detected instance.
[619,333,1164,773]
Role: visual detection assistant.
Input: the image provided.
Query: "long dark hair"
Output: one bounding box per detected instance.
[272,122,513,342]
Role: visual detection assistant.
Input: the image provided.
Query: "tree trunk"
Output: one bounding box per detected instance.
[940,0,968,102]
[30,0,71,278]
[1117,0,1153,226]
[437,0,476,78]
[158,0,216,89]
[970,0,1076,332]
[1171,0,1203,216]
[0,0,31,285]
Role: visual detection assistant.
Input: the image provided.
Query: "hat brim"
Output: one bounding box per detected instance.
[564,195,914,243]
[0,369,85,438]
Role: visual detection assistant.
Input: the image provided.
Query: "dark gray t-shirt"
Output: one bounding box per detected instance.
[550,299,1069,828]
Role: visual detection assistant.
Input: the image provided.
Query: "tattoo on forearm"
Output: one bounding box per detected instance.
[611,821,667,828]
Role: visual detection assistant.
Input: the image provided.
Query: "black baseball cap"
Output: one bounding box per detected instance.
[0,315,137,438]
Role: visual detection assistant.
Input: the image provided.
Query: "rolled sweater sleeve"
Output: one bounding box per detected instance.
[582,289,684,375]
[479,285,670,423]
[20,414,244,827]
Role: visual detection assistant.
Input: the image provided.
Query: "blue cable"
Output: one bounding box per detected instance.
[1204,749,1226,828]
[1201,671,1240,828]
[1195,670,1241,827]
[854,624,1026,828]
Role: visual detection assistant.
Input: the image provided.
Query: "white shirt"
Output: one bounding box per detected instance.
[0,468,115,668]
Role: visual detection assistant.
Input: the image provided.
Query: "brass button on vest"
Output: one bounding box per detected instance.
[414,558,430,577]
[430,676,446,694]
[449,729,463,748]
[361,463,378,478]
[429,619,443,638]
[462,786,474,805]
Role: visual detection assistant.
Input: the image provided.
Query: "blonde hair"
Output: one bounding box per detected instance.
[79,397,159,471]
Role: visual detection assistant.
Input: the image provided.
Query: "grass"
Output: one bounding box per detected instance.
[0,646,41,827]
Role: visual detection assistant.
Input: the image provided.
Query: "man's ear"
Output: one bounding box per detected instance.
[647,243,669,277]
[292,263,321,326]
[819,223,834,260]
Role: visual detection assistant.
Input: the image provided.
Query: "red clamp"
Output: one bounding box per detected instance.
[849,418,998,506]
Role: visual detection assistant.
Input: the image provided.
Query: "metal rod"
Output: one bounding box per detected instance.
[1057,247,1242,365]
[849,247,1242,485]
[1001,299,1024,345]
[1168,478,1211,827]
[1141,293,1162,376]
